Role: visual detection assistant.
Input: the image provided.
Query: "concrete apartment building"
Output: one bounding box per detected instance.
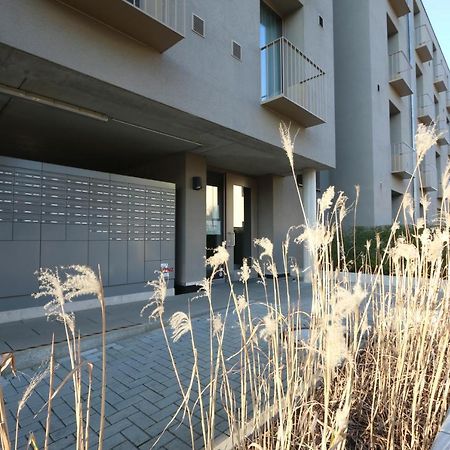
[332,0,450,226]
[0,0,335,314]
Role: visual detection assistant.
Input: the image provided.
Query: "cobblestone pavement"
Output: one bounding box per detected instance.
[1,295,285,449]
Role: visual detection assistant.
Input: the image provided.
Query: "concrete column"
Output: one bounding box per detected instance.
[302,169,316,278]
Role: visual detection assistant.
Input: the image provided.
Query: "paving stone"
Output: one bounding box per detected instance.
[121,424,151,446]
[101,431,127,449]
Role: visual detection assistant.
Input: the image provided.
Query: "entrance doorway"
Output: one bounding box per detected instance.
[233,185,252,269]
[206,172,225,278]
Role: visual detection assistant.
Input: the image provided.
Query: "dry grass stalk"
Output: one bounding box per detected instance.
[150,122,449,450]
[0,266,107,450]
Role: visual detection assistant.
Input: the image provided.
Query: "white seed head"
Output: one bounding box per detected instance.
[416,123,440,161]
[279,122,295,169]
[254,237,274,260]
[170,312,192,342]
[141,271,167,320]
[239,258,251,283]
[259,313,278,341]
[206,243,229,269]
[212,314,223,336]
[318,186,335,216]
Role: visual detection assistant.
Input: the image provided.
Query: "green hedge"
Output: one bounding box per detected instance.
[333,225,412,273]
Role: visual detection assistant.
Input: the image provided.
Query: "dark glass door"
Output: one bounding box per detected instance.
[233,185,252,269]
[206,173,225,278]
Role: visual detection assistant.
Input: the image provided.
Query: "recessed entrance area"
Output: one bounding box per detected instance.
[233,185,252,269]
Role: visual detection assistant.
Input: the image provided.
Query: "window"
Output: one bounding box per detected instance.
[319,15,324,27]
[260,2,282,99]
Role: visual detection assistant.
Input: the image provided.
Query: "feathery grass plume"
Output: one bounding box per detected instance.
[206,242,229,269]
[334,284,366,317]
[259,313,278,341]
[235,295,248,314]
[170,312,192,342]
[279,122,295,169]
[212,314,224,336]
[254,237,273,260]
[325,320,349,370]
[390,238,419,263]
[17,365,51,415]
[402,192,414,221]
[295,224,334,254]
[16,363,52,448]
[64,265,101,301]
[239,258,251,283]
[33,268,74,328]
[318,186,335,217]
[141,271,167,320]
[415,123,441,162]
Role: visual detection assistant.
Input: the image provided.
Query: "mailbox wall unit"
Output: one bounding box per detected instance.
[0,156,175,299]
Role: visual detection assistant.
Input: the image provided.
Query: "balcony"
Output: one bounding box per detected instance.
[263,0,303,17]
[260,37,326,128]
[415,24,433,62]
[389,51,413,97]
[388,0,411,17]
[420,163,438,192]
[434,63,449,93]
[391,143,414,178]
[417,94,434,124]
[56,0,185,52]
[436,119,449,145]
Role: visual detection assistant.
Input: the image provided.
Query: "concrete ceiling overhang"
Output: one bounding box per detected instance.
[0,44,320,176]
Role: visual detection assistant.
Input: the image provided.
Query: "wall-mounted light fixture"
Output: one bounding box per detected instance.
[192,176,202,190]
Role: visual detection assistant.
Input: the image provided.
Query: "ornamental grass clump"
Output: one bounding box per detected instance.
[150,122,449,449]
[0,266,107,450]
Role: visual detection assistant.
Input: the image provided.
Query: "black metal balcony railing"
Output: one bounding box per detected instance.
[260,37,326,128]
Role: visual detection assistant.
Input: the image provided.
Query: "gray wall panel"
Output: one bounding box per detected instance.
[0,241,40,298]
[66,224,89,241]
[88,241,109,286]
[127,241,145,283]
[13,223,40,240]
[0,222,13,240]
[145,240,161,261]
[161,240,175,260]
[0,158,175,301]
[109,241,127,285]
[41,223,65,241]
[41,241,88,268]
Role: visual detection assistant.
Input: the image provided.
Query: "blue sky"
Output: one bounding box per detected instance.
[422,0,450,63]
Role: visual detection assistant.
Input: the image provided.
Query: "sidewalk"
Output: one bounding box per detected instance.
[0,278,310,450]
[0,278,310,366]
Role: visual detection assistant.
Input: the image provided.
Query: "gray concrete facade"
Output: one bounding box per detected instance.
[0,0,335,310]
[332,0,450,227]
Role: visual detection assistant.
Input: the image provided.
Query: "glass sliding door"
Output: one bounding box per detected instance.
[206,173,225,278]
[260,1,282,100]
